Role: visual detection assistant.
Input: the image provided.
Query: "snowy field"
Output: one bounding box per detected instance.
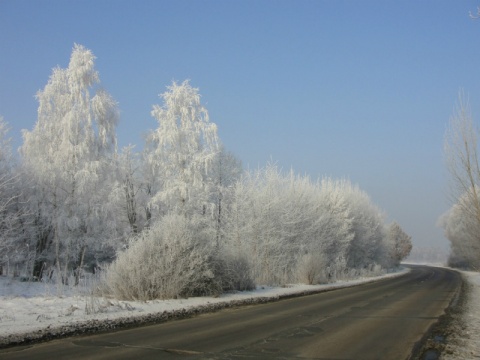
[442,270,480,359]
[0,268,409,347]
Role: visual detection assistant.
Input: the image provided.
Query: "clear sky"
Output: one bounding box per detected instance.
[2,0,480,250]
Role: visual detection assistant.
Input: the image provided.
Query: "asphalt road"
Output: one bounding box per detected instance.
[0,265,462,360]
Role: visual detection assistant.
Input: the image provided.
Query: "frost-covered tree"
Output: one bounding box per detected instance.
[445,95,480,226]
[0,117,35,277]
[0,117,19,273]
[340,182,387,269]
[208,145,242,243]
[441,188,480,269]
[315,178,354,267]
[442,93,480,269]
[109,145,146,238]
[145,80,219,219]
[405,246,448,265]
[225,166,320,284]
[386,222,412,267]
[21,44,119,283]
[223,165,306,284]
[222,164,394,286]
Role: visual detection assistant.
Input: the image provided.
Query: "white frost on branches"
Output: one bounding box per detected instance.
[3,44,412,298]
[145,80,219,218]
[441,94,480,270]
[20,44,119,283]
[220,164,406,286]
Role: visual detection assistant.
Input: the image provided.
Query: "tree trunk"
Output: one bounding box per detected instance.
[32,223,52,280]
[216,197,222,248]
[145,205,152,228]
[32,261,45,280]
[74,245,86,286]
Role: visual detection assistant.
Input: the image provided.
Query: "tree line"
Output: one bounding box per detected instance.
[0,44,412,299]
[441,94,480,270]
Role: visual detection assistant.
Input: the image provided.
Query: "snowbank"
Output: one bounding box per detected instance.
[442,270,480,359]
[0,268,408,348]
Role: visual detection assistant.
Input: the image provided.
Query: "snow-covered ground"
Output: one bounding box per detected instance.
[3,266,478,358]
[442,270,480,359]
[0,268,408,347]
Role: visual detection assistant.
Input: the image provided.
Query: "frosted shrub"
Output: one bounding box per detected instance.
[327,256,348,282]
[220,251,255,291]
[354,263,385,278]
[102,214,225,301]
[296,253,328,285]
[371,263,384,276]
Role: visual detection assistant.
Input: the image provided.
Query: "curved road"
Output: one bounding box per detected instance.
[0,265,461,360]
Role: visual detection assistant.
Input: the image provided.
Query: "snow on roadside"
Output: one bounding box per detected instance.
[442,270,480,359]
[0,268,409,347]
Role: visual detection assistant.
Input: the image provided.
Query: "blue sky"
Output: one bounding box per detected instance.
[2,0,480,250]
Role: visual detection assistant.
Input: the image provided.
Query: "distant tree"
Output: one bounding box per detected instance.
[442,93,480,269]
[21,44,119,283]
[405,245,448,265]
[386,222,412,266]
[145,80,219,219]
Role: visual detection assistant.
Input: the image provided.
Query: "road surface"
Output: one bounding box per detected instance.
[0,265,461,359]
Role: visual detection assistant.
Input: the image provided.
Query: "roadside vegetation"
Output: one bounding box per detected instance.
[0,45,411,301]
[440,94,480,270]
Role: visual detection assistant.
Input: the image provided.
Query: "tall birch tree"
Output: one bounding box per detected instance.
[21,44,119,283]
[145,80,219,219]
[442,93,480,269]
